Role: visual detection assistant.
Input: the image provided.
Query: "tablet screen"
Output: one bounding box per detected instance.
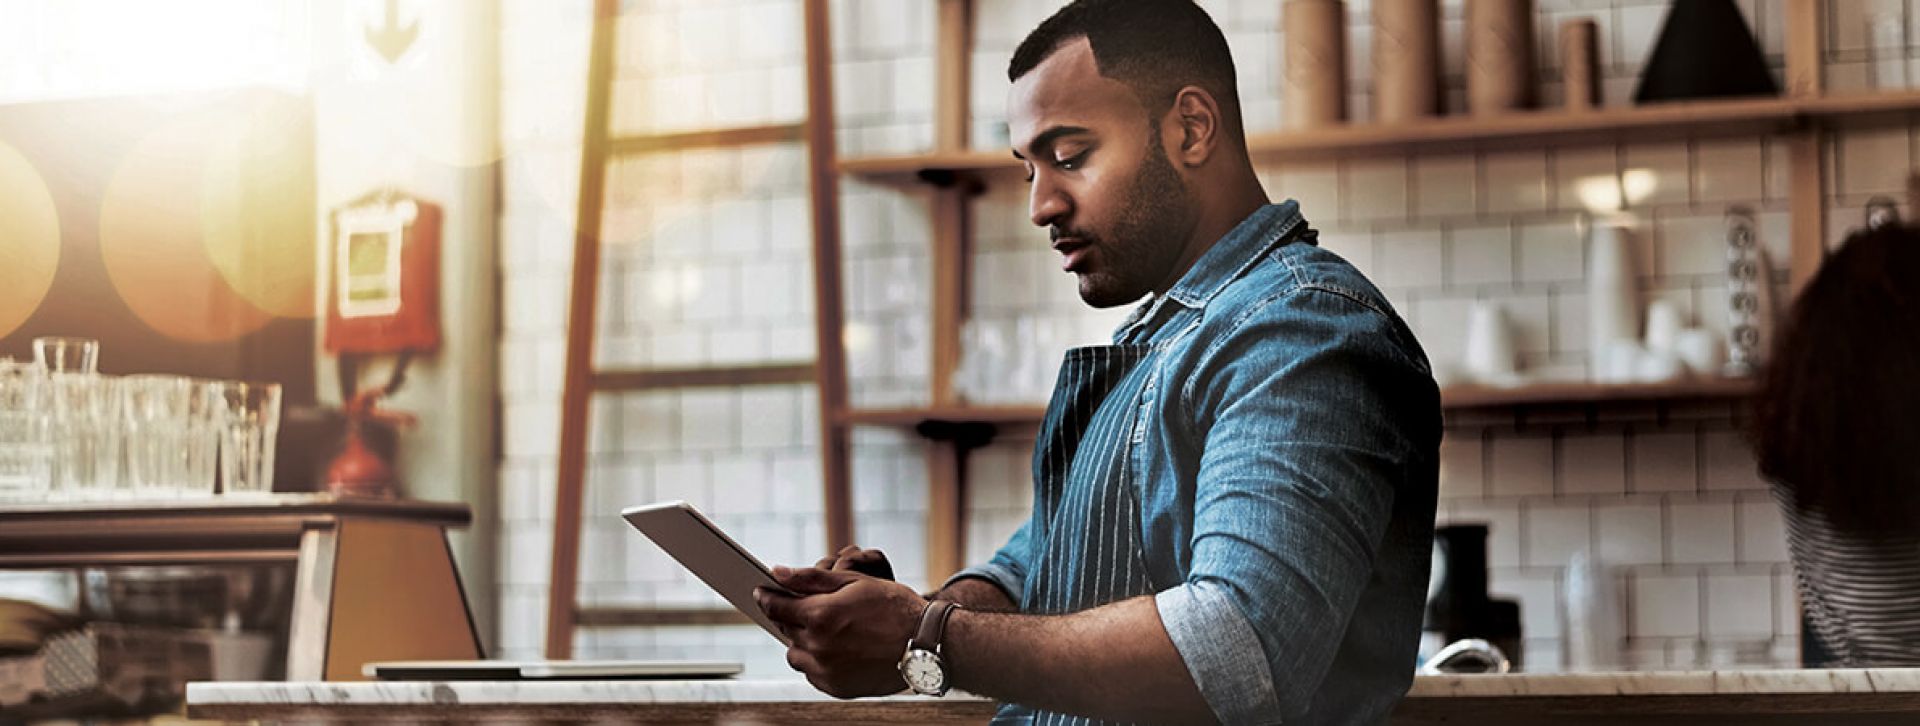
[621,501,792,645]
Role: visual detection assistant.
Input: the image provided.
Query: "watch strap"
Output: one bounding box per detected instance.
[912,599,958,650]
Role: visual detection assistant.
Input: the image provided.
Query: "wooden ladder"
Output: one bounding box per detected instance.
[543,0,851,659]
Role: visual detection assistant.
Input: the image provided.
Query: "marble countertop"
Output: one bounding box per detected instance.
[186,678,989,707]
[187,670,1920,723]
[189,669,1920,707]
[1407,668,1920,698]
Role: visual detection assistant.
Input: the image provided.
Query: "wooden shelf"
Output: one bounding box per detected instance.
[839,90,1920,181]
[838,378,1757,433]
[839,404,1047,428]
[1439,376,1757,410]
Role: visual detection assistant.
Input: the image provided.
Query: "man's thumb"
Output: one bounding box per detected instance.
[778,566,858,594]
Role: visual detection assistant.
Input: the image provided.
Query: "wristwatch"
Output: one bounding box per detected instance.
[898,599,958,696]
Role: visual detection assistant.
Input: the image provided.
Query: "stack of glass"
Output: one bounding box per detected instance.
[0,337,283,503]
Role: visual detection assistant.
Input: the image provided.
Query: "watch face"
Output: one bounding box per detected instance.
[899,649,946,694]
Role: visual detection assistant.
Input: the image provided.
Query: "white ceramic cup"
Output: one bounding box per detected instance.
[1673,328,1724,378]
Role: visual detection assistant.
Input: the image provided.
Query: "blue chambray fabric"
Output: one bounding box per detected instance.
[950,201,1441,725]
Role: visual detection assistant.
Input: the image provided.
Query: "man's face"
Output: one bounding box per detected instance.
[1008,38,1194,308]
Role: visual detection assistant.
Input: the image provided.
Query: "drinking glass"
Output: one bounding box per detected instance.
[0,360,52,501]
[123,375,193,498]
[212,381,281,496]
[48,373,123,499]
[182,379,222,496]
[33,337,98,374]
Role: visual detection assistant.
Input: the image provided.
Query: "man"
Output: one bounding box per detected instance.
[754,1,1440,723]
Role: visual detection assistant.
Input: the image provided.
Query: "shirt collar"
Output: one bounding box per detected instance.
[1113,201,1306,341]
[1164,201,1304,309]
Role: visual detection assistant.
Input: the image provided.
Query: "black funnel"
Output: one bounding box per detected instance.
[1634,0,1778,103]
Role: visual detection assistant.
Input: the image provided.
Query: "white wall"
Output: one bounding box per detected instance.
[309,0,501,647]
[495,0,1920,674]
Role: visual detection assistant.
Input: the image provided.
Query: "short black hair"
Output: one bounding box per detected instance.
[1008,0,1243,140]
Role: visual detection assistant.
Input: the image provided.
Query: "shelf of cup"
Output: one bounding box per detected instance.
[838,90,1920,182]
[1439,376,1758,410]
[836,404,1047,429]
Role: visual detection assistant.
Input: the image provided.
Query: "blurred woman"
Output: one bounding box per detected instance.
[1754,223,1920,666]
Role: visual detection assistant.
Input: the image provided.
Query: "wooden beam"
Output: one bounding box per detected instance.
[935,0,974,152]
[1785,0,1824,99]
[925,440,966,586]
[591,363,815,392]
[803,0,855,552]
[545,0,621,662]
[1788,130,1827,297]
[608,123,805,156]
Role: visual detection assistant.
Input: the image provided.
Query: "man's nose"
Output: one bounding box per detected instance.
[1029,178,1069,228]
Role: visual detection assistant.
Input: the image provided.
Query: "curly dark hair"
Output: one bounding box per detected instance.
[1753,224,1920,533]
[1008,0,1245,144]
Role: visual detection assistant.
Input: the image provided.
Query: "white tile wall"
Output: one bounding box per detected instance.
[484,0,1920,670]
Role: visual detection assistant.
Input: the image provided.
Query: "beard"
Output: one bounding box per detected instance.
[1054,132,1194,308]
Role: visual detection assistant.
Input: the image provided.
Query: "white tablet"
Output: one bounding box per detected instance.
[364,659,743,681]
[621,500,792,646]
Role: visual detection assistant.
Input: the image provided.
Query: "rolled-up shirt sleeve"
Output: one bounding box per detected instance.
[943,517,1033,603]
[1158,286,1426,724]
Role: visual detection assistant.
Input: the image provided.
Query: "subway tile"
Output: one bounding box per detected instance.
[678,390,740,451]
[1491,436,1556,498]
[1484,151,1551,214]
[1553,147,1621,214]
[1774,569,1801,637]
[1560,434,1627,496]
[1447,224,1514,288]
[1702,430,1765,492]
[1490,569,1563,646]
[1738,499,1791,564]
[1552,290,1589,360]
[1837,126,1914,197]
[709,198,768,255]
[1375,230,1446,288]
[738,388,800,449]
[1506,292,1554,358]
[1524,502,1593,569]
[1414,155,1478,219]
[1657,214,1731,277]
[1595,502,1665,566]
[1438,432,1487,499]
[1443,500,1524,569]
[1615,3,1667,72]
[1318,228,1377,277]
[652,455,714,512]
[1413,296,1475,375]
[1704,573,1775,638]
[1277,163,1343,223]
[1630,430,1698,493]
[1517,218,1584,283]
[1631,572,1701,639]
[1344,158,1410,222]
[1623,143,1692,207]
[1669,501,1738,565]
[770,451,825,516]
[1694,141,1766,203]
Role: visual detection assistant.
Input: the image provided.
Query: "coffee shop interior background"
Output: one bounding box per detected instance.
[2,0,1917,704]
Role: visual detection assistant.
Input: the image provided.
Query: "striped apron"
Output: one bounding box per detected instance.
[995,343,1159,726]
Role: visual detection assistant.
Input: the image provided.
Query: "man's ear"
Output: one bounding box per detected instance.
[1167,86,1222,167]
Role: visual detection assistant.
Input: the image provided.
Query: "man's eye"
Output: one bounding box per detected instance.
[1056,151,1088,171]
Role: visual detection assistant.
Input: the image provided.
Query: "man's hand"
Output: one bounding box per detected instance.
[813,545,894,581]
[754,566,926,699]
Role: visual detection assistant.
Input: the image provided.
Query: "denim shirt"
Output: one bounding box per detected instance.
[949,202,1441,725]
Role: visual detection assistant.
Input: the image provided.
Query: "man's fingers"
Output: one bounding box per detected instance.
[785,647,821,675]
[754,587,810,627]
[775,566,860,594]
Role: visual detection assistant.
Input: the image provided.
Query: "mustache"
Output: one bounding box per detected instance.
[1050,227,1093,243]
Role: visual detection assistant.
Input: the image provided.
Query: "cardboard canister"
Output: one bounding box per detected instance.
[1284,0,1347,129]
[1373,0,1442,123]
[1466,0,1535,114]
[1561,18,1602,110]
